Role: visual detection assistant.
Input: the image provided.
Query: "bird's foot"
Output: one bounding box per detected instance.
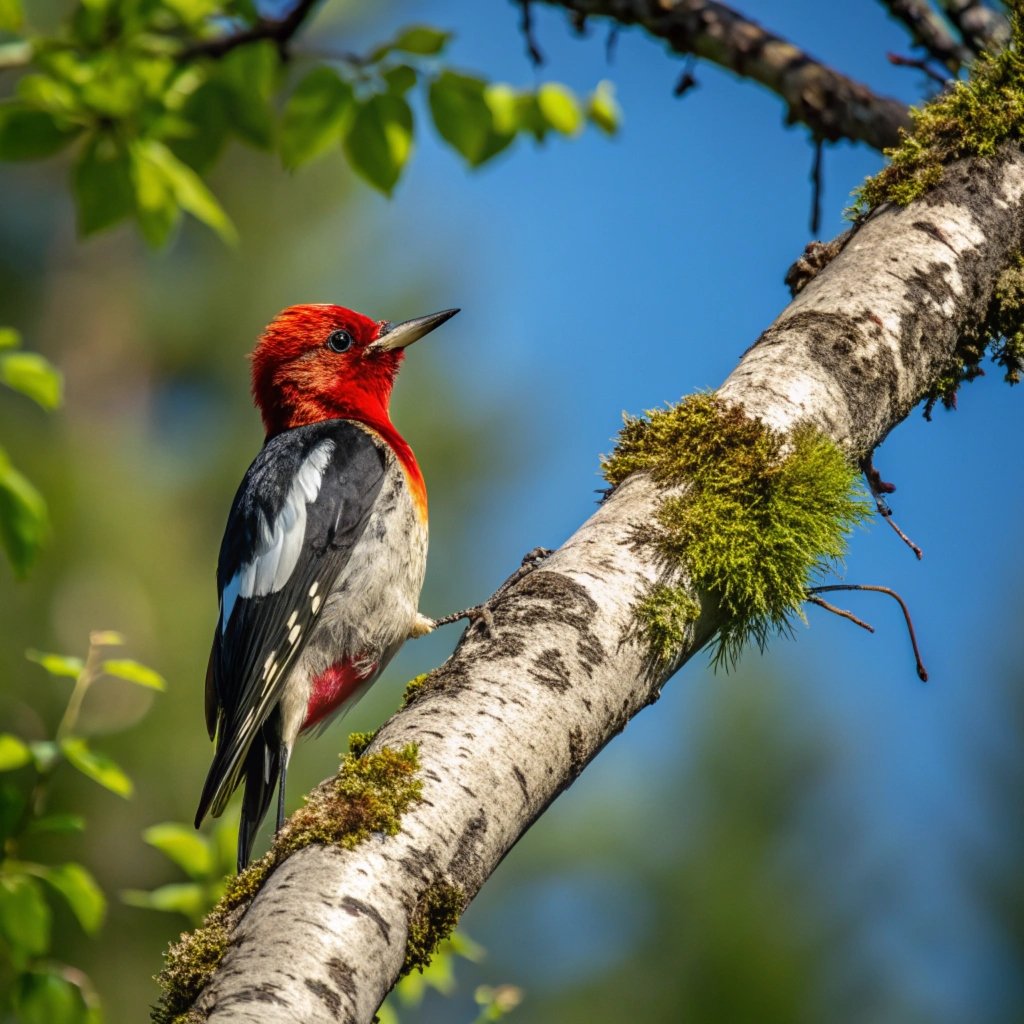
[428,546,553,639]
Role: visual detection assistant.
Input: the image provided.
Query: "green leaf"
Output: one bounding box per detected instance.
[101,658,166,691]
[0,327,20,349]
[0,0,22,32]
[514,93,549,142]
[0,875,50,959]
[587,79,621,135]
[390,25,451,55]
[122,882,208,921]
[133,139,237,244]
[26,813,85,835]
[343,93,413,196]
[143,822,213,878]
[128,141,179,247]
[14,970,88,1024]
[0,733,31,771]
[74,135,134,236]
[169,81,231,173]
[280,67,353,171]
[26,650,84,678]
[60,738,133,798]
[0,351,62,410]
[0,782,27,844]
[217,42,276,149]
[537,82,583,136]
[36,863,106,934]
[0,445,48,577]
[428,71,513,167]
[0,105,79,160]
[382,64,417,97]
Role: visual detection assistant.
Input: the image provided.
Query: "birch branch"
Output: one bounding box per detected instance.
[174,139,1024,1023]
[878,0,971,71]
[936,0,1012,56]
[532,0,912,151]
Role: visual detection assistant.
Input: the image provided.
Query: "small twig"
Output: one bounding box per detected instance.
[810,584,929,681]
[570,10,588,35]
[810,136,824,234]
[887,52,949,87]
[673,55,698,97]
[181,0,321,60]
[860,455,923,560]
[431,548,552,637]
[518,0,545,66]
[806,594,875,633]
[605,24,620,63]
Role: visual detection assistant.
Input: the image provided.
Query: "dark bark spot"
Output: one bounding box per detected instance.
[531,647,572,691]
[305,978,341,1016]
[326,957,357,1002]
[568,726,587,777]
[448,810,488,891]
[339,895,392,944]
[512,764,530,803]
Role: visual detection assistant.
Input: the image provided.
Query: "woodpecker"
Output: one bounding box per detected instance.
[194,303,458,869]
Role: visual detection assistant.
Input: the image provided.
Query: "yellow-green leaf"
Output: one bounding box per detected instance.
[60,738,133,798]
[26,650,83,678]
[0,351,62,410]
[102,658,166,691]
[0,0,22,31]
[537,82,583,136]
[0,445,48,577]
[0,104,79,160]
[587,79,621,135]
[391,25,451,55]
[143,822,213,878]
[0,733,31,771]
[37,863,106,934]
[0,327,20,349]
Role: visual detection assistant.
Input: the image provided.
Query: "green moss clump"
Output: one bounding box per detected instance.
[152,921,228,1024]
[603,393,871,667]
[401,672,430,708]
[278,743,422,853]
[925,253,1024,415]
[635,584,701,664]
[853,4,1024,213]
[401,882,466,977]
[152,743,423,1023]
[347,730,377,758]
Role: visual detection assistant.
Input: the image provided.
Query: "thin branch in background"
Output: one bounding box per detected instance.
[810,136,824,234]
[807,594,876,633]
[936,0,1012,56]
[518,0,545,66]
[888,51,951,86]
[537,0,911,152]
[605,23,620,62]
[570,10,588,35]
[673,54,698,96]
[860,455,924,560]
[181,0,321,60]
[809,584,929,681]
[877,0,971,70]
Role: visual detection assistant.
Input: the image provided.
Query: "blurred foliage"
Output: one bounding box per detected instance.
[0,631,162,1024]
[0,0,620,242]
[0,327,61,577]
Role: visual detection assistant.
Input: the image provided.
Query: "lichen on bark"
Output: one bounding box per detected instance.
[603,393,870,667]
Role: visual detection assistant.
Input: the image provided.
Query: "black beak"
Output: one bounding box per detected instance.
[370,308,460,352]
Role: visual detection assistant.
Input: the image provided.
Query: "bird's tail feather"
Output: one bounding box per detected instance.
[236,721,281,870]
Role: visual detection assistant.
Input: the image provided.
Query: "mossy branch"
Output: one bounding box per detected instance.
[604,394,871,668]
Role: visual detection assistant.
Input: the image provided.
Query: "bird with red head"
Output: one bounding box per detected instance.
[196,302,458,869]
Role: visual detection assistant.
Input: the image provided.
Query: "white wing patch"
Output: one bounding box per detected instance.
[220,440,335,633]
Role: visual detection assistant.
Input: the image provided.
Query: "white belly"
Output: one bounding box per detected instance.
[278,455,428,742]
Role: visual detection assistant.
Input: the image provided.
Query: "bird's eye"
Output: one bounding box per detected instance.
[326,329,353,353]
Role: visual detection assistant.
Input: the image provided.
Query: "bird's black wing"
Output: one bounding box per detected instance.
[195,419,386,826]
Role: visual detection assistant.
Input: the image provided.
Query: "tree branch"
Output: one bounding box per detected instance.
[936,0,1012,56]
[181,0,322,60]
[878,0,970,71]
[532,0,912,151]
[176,139,1024,1023]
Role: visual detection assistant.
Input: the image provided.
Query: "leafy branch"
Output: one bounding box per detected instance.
[0,1,621,246]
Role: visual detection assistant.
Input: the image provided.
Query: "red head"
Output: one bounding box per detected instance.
[251,304,458,438]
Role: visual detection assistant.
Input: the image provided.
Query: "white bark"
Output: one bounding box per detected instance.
[187,145,1024,1023]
